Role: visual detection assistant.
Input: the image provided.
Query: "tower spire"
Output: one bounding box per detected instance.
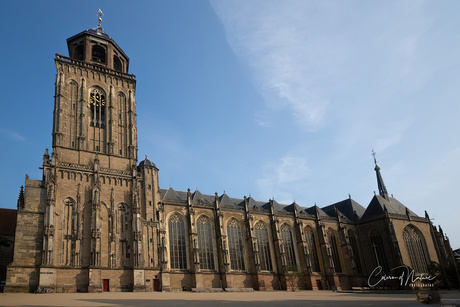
[372,150,389,199]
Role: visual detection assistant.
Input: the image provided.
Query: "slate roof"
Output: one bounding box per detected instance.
[303,205,329,217]
[361,194,418,220]
[139,156,157,168]
[322,198,366,220]
[66,25,129,62]
[159,186,419,223]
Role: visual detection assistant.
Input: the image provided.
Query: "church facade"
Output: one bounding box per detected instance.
[4,24,456,293]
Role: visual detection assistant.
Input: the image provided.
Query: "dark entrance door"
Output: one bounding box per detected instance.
[153,279,160,291]
[103,279,109,292]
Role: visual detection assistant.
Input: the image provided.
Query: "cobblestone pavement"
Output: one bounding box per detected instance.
[1,290,459,307]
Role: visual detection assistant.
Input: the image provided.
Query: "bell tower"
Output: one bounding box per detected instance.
[53,13,137,166]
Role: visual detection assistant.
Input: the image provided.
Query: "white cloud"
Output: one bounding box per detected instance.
[0,128,25,142]
[256,154,310,204]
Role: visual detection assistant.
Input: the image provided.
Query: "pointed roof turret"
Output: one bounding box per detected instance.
[372,150,389,199]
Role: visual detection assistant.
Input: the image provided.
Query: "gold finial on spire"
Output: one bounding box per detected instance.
[97,9,104,25]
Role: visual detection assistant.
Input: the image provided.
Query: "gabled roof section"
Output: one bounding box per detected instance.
[271,199,286,212]
[162,187,184,201]
[304,205,329,217]
[322,198,366,220]
[284,202,301,213]
[191,189,214,205]
[362,194,418,220]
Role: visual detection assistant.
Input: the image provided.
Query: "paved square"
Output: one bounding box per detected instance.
[1,291,460,307]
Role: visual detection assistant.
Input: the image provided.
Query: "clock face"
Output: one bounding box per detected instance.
[89,92,106,107]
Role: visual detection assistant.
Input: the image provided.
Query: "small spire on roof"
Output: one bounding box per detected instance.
[348,193,351,199]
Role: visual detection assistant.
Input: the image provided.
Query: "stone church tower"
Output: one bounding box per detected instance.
[6,19,162,292]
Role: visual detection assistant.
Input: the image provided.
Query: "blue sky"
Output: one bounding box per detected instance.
[0,1,459,249]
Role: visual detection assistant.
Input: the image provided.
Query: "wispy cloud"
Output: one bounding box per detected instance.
[256,154,310,204]
[211,0,432,134]
[0,128,25,142]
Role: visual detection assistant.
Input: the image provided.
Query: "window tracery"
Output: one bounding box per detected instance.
[169,214,187,270]
[280,224,296,268]
[197,216,214,270]
[403,225,430,273]
[227,219,245,271]
[255,222,272,271]
[305,226,321,272]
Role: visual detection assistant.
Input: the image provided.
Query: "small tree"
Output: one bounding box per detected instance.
[285,265,303,291]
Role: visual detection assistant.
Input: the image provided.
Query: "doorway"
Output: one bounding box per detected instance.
[103,279,109,292]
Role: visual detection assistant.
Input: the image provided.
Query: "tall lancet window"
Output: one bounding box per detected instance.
[403,225,430,273]
[255,222,272,271]
[280,224,296,268]
[327,230,342,273]
[89,89,106,128]
[197,216,214,270]
[69,81,78,148]
[348,230,362,274]
[369,229,389,272]
[117,92,127,156]
[227,219,245,271]
[169,214,187,270]
[305,226,321,272]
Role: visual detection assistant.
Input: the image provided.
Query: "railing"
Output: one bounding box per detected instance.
[55,53,136,80]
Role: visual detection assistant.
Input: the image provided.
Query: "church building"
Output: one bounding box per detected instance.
[4,21,457,293]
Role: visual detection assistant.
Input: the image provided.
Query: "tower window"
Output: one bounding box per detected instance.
[73,44,84,61]
[92,45,106,64]
[113,55,122,72]
[89,90,106,128]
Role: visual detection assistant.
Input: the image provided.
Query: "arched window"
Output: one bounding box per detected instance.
[69,81,78,148]
[227,219,245,271]
[327,230,342,273]
[113,55,122,72]
[92,45,106,64]
[197,216,214,270]
[305,226,321,272]
[348,230,362,274]
[280,224,296,268]
[369,229,389,272]
[118,203,131,266]
[89,88,106,129]
[169,214,187,270]
[117,92,127,156]
[403,225,430,273]
[72,44,84,61]
[255,222,272,271]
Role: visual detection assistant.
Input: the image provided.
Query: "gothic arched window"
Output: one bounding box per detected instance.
[227,219,245,271]
[280,224,296,268]
[169,214,187,270]
[197,216,214,270]
[305,226,321,272]
[92,45,106,64]
[117,92,127,156]
[348,230,362,274]
[327,230,342,273]
[72,44,84,61]
[89,89,106,129]
[69,81,78,148]
[255,222,272,271]
[118,203,131,266]
[113,55,122,72]
[403,225,430,273]
[369,229,389,272]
